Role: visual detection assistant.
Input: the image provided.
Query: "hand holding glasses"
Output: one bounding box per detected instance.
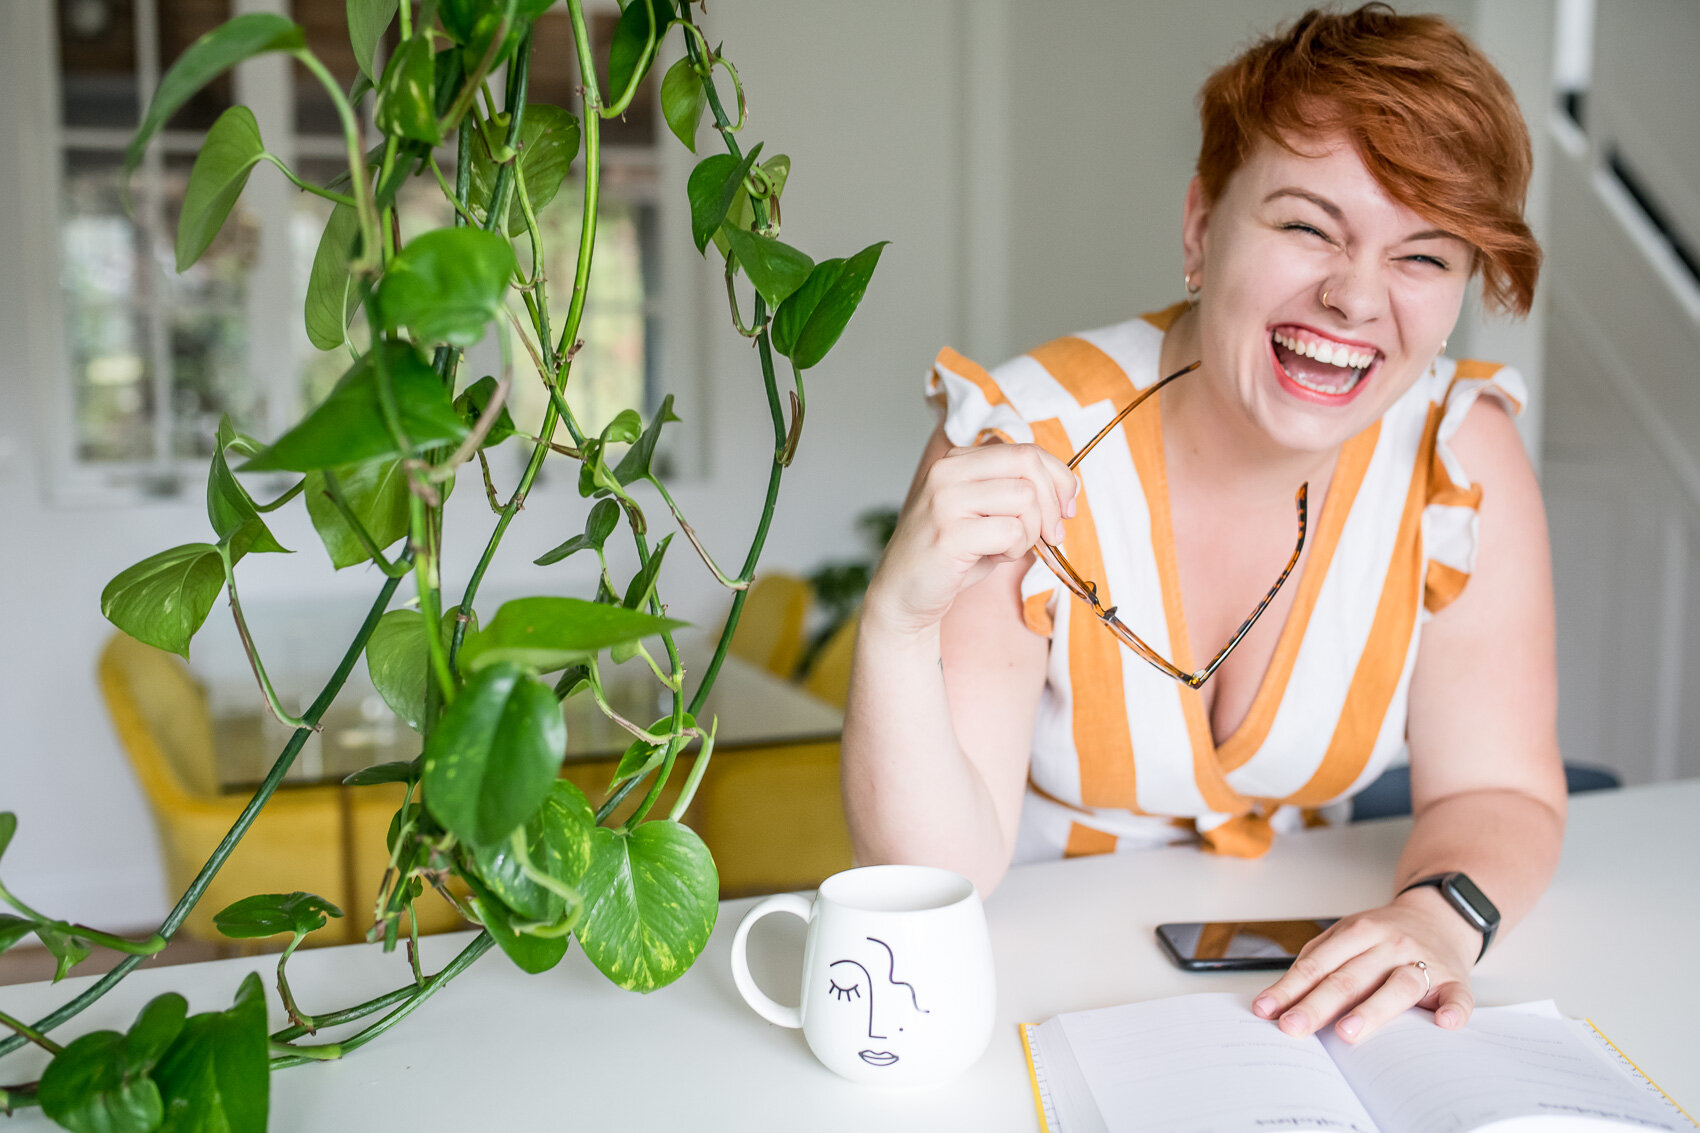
[1032,361,1309,689]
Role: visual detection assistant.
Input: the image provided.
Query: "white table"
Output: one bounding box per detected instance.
[4,781,1695,1129]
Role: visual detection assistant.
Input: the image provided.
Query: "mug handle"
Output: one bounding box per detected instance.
[729,892,813,1029]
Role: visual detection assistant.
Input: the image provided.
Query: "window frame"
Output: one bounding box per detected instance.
[17,0,701,508]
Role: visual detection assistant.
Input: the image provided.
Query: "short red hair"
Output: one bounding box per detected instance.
[1197,4,1540,316]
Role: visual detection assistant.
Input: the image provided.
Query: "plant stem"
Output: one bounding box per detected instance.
[320,469,405,576]
[601,0,659,119]
[451,9,595,668]
[276,935,314,1033]
[427,156,483,227]
[0,567,410,1060]
[0,1010,61,1056]
[293,49,381,271]
[259,153,357,208]
[269,931,494,1069]
[0,884,164,957]
[224,556,311,729]
[255,478,305,513]
[646,474,749,590]
[668,714,718,821]
[689,299,789,721]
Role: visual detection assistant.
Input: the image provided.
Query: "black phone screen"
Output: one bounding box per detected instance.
[1155,918,1339,971]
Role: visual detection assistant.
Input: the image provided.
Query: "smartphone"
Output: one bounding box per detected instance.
[1155,918,1339,971]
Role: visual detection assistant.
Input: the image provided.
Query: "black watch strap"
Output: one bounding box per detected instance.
[1397,871,1500,963]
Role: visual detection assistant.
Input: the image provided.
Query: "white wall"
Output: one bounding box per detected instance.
[0,0,1588,930]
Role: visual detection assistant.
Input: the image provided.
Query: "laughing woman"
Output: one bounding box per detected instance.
[842,5,1565,1046]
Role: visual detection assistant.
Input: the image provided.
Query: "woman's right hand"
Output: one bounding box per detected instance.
[865,430,1079,638]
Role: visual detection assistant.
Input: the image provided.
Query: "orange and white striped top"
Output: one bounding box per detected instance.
[926,306,1525,861]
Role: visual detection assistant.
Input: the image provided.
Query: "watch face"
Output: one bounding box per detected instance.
[1444,873,1500,927]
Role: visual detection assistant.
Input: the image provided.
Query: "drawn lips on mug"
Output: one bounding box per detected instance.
[825,936,930,1068]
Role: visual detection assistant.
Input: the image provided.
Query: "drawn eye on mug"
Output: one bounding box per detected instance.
[826,936,930,1067]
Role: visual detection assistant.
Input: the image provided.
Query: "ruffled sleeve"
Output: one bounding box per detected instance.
[924,346,1061,636]
[1421,360,1528,616]
[926,346,1037,448]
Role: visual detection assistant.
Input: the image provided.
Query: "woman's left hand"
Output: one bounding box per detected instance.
[1251,893,1482,1043]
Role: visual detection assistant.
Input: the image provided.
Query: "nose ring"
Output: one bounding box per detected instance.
[1321,288,1332,310]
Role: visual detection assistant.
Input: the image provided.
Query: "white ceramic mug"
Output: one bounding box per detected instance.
[729,864,996,1087]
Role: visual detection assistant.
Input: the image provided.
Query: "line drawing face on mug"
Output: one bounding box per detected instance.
[824,936,931,1067]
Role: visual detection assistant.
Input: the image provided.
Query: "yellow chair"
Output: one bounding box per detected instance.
[725,574,811,680]
[691,608,860,897]
[800,607,859,709]
[690,739,853,898]
[98,634,461,944]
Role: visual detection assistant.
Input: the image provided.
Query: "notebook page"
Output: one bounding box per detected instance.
[1057,992,1380,1133]
[1318,1004,1689,1132]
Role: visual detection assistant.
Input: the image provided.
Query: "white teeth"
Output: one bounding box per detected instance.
[1272,331,1376,372]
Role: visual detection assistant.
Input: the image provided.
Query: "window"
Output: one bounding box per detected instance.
[46,0,665,502]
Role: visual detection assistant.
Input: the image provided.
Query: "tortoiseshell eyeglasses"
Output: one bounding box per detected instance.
[1032,361,1309,690]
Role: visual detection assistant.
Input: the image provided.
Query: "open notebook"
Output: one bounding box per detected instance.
[1020,993,1695,1132]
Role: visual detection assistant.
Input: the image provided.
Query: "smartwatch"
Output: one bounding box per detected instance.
[1397,871,1500,962]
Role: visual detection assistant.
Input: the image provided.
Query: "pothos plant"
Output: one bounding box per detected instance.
[0,0,883,1127]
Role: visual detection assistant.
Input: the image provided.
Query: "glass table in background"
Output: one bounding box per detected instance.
[211,635,843,789]
[207,635,847,932]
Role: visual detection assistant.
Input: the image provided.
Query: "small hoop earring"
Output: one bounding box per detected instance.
[1439,338,1448,354]
[1184,271,1200,300]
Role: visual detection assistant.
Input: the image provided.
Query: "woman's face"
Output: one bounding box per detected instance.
[1181,131,1473,454]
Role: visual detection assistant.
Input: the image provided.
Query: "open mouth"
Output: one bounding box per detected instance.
[1270,326,1381,401]
[858,1050,899,1066]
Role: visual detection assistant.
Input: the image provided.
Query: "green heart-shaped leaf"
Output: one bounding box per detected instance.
[304,202,363,351]
[348,0,399,81]
[0,914,34,954]
[374,227,518,347]
[422,662,565,848]
[456,597,686,673]
[660,56,705,153]
[468,104,581,235]
[612,712,692,782]
[724,227,814,311]
[712,154,789,257]
[242,342,468,473]
[462,871,571,974]
[101,544,227,659]
[152,972,269,1133]
[364,607,473,731]
[39,1031,162,1133]
[343,760,416,787]
[771,240,888,370]
[207,416,288,560]
[535,498,621,566]
[125,993,190,1070]
[470,779,594,922]
[612,395,679,485]
[304,456,408,569]
[375,33,441,145]
[687,143,762,254]
[125,13,304,176]
[574,820,718,992]
[176,106,267,272]
[0,812,15,861]
[606,0,673,103]
[213,891,343,940]
[36,927,93,983]
[453,375,517,447]
[622,533,671,611]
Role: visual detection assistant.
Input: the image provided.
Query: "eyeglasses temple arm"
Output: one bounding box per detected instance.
[1187,482,1310,689]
